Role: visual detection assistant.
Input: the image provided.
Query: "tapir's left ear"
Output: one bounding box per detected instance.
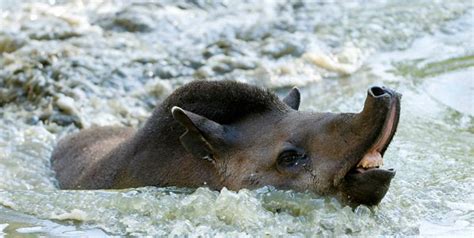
[171,106,228,162]
[283,87,301,110]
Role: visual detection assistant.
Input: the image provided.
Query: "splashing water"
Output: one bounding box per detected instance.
[0,0,473,236]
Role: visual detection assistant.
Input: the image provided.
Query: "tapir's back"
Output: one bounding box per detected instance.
[51,126,134,189]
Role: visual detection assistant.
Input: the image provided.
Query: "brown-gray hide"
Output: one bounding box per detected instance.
[51,80,401,206]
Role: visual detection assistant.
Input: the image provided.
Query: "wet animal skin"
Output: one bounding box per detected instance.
[51,80,401,206]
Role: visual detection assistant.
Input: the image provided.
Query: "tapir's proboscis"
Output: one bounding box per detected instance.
[51,81,401,207]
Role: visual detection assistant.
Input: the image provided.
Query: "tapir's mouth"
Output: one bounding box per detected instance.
[339,87,401,206]
[350,88,399,174]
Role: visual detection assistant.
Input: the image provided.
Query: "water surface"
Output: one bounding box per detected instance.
[0,0,473,236]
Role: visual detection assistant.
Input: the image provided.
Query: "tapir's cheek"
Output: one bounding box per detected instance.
[310,161,343,183]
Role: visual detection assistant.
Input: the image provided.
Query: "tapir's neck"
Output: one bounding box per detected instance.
[108,106,222,189]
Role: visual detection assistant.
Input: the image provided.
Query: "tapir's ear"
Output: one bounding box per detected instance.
[171,106,227,162]
[283,87,300,110]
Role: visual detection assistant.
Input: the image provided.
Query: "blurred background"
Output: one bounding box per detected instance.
[0,0,473,236]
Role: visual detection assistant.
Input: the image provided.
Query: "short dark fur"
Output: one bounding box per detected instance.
[162,80,287,124]
[51,80,401,207]
[52,80,290,189]
[141,80,289,143]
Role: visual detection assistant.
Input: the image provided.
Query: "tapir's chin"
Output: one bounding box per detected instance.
[340,168,396,206]
[338,86,401,207]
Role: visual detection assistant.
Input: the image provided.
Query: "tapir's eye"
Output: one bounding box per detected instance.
[276,149,308,174]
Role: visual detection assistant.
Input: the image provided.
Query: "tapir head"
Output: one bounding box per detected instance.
[171,85,401,206]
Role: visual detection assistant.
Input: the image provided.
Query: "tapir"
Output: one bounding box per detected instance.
[51,80,401,206]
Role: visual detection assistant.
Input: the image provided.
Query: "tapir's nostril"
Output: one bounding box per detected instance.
[369,86,387,98]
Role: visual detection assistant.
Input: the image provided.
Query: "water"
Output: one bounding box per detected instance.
[0,0,473,236]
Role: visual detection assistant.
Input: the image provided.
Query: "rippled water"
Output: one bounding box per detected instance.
[0,0,473,236]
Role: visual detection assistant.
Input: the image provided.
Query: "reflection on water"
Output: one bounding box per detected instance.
[0,0,473,236]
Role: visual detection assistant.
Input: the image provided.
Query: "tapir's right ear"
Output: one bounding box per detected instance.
[283,87,301,110]
[171,106,227,162]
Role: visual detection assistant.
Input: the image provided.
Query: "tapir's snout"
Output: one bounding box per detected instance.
[363,86,402,114]
[335,86,401,206]
[369,86,402,104]
[368,86,393,98]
